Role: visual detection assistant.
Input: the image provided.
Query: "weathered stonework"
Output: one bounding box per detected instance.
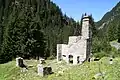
[16,57,24,67]
[37,64,52,76]
[57,14,93,65]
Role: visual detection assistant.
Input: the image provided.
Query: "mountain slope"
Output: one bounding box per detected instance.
[92,2,120,56]
[96,1,120,41]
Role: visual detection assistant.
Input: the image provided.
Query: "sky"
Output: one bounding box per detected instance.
[51,0,120,22]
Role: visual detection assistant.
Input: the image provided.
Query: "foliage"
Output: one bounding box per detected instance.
[0,0,81,63]
[94,2,120,57]
[117,24,120,43]
[94,51,109,59]
[92,35,111,55]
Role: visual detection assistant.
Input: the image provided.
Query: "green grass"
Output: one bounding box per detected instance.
[0,57,120,80]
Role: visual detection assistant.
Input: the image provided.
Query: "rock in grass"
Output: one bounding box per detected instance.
[109,58,113,64]
[93,72,105,79]
[37,64,53,76]
[16,57,28,69]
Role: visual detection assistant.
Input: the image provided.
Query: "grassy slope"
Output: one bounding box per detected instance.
[0,57,120,80]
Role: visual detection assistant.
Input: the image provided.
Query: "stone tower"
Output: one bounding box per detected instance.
[81,13,92,61]
[57,13,93,65]
[82,14,91,39]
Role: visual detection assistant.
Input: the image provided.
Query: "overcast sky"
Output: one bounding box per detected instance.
[51,0,120,22]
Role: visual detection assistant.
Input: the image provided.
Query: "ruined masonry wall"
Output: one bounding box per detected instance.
[57,14,92,65]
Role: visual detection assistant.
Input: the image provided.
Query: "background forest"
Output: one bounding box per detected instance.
[0,0,120,64]
[0,0,82,63]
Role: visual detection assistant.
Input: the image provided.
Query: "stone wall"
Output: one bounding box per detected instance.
[37,64,52,76]
[57,44,62,61]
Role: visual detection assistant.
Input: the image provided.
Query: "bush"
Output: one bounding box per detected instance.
[94,51,109,59]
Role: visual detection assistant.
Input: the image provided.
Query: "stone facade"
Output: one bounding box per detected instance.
[57,14,93,65]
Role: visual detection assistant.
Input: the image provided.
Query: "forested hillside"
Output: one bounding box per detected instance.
[0,0,81,63]
[93,1,120,58]
[96,2,120,41]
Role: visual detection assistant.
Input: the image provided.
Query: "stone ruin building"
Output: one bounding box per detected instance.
[57,14,93,65]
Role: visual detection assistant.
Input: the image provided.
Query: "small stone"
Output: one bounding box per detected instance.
[39,58,45,64]
[93,72,105,79]
[109,58,113,64]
